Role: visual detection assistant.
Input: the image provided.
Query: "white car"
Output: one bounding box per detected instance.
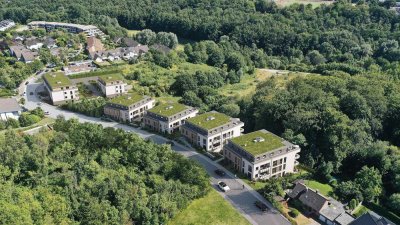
[217,181,230,192]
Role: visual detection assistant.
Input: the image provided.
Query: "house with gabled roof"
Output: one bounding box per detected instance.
[180,111,244,152]
[144,102,198,134]
[288,181,355,225]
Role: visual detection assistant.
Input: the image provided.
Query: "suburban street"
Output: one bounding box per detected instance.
[23,79,291,225]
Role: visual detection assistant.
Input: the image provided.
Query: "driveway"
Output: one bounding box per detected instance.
[23,82,290,225]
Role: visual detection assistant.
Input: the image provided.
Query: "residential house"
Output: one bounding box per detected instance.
[223,129,301,180]
[97,74,127,97]
[43,37,57,48]
[104,93,155,122]
[93,46,149,62]
[28,21,105,38]
[43,72,79,105]
[121,38,139,47]
[288,182,355,225]
[144,103,198,134]
[349,211,395,225]
[86,36,104,59]
[0,20,15,32]
[151,44,171,54]
[63,61,95,75]
[9,45,38,63]
[0,98,22,120]
[180,111,244,152]
[25,38,44,50]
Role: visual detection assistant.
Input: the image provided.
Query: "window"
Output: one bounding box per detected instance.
[256,167,259,171]
[273,160,277,167]
[284,157,287,163]
[248,165,252,172]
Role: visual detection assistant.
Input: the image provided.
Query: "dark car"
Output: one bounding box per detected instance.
[255,201,268,212]
[166,141,175,146]
[214,169,226,176]
[25,81,29,85]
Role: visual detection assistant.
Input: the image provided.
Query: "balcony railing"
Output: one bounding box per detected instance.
[295,154,300,159]
[294,160,299,165]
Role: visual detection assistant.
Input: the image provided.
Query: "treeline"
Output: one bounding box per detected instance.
[3,0,400,74]
[240,73,400,212]
[0,117,210,224]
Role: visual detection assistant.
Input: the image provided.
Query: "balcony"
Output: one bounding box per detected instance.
[295,154,300,159]
[294,160,299,166]
[240,128,244,133]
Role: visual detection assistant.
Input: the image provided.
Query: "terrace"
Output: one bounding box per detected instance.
[98,73,124,85]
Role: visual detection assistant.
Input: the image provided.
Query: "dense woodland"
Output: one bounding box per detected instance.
[1,0,400,221]
[0,117,209,224]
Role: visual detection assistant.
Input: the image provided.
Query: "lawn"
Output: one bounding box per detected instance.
[127,29,141,37]
[0,117,55,136]
[352,205,368,218]
[275,0,334,8]
[303,180,333,196]
[168,189,251,225]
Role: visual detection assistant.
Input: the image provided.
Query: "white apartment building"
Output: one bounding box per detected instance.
[28,21,105,38]
[98,74,127,98]
[223,129,300,180]
[0,20,16,32]
[104,93,155,122]
[144,103,198,134]
[180,111,244,152]
[43,73,79,105]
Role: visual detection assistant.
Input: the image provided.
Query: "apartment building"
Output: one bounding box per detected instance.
[97,74,127,98]
[28,21,105,38]
[0,20,15,32]
[43,72,79,105]
[180,111,244,152]
[144,103,198,134]
[104,93,155,122]
[223,129,300,180]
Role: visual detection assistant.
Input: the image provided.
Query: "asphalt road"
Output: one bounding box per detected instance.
[23,80,291,225]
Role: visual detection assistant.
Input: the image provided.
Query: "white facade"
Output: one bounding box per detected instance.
[0,20,16,31]
[241,146,300,180]
[44,82,79,105]
[200,125,243,152]
[0,111,21,120]
[27,42,43,50]
[124,99,155,121]
[98,81,127,97]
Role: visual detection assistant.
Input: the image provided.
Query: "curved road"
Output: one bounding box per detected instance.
[23,79,290,225]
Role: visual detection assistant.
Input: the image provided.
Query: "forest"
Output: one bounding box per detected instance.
[0,117,209,224]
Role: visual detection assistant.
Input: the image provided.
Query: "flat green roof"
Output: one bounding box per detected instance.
[148,103,188,117]
[187,112,231,130]
[231,130,285,156]
[44,72,73,89]
[99,73,124,83]
[108,93,144,106]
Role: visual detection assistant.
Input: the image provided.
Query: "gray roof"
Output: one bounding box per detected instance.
[335,213,355,225]
[289,182,328,212]
[0,98,22,113]
[350,211,396,225]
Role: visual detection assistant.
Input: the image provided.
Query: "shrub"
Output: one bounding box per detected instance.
[19,113,41,127]
[289,208,300,218]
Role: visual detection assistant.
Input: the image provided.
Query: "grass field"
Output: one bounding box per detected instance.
[352,205,368,218]
[168,189,251,225]
[303,180,333,196]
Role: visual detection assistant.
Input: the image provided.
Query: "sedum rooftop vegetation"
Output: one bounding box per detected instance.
[108,93,144,106]
[43,72,73,89]
[148,102,189,117]
[187,112,231,130]
[231,130,285,156]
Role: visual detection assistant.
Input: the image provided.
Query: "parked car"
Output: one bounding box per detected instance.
[30,92,34,95]
[255,201,268,212]
[166,140,175,146]
[217,181,230,192]
[25,81,29,85]
[44,111,50,115]
[215,169,226,176]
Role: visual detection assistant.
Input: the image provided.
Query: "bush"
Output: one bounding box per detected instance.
[31,107,45,118]
[6,118,20,128]
[19,113,41,127]
[289,208,300,218]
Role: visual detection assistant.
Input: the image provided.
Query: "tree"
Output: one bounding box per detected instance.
[387,193,400,212]
[218,104,240,117]
[18,113,41,127]
[225,53,245,71]
[136,29,156,45]
[354,166,382,202]
[306,50,326,65]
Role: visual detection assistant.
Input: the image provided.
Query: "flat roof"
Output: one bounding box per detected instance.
[98,73,124,84]
[148,103,188,117]
[43,72,72,89]
[108,93,144,107]
[186,112,231,130]
[231,130,285,156]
